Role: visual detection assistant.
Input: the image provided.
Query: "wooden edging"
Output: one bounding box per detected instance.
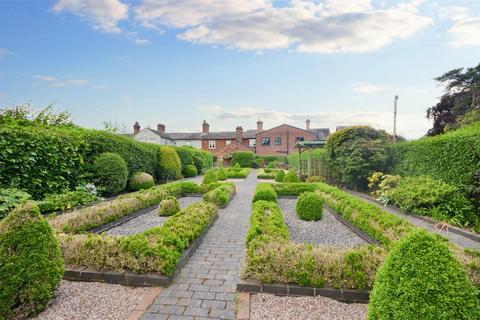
[277,196,381,246]
[343,188,480,243]
[63,213,218,287]
[237,279,369,303]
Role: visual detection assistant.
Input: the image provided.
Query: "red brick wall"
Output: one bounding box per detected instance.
[255,125,314,156]
[201,139,251,158]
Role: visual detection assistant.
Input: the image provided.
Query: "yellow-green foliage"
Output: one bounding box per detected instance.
[158,146,181,181]
[158,196,180,216]
[0,203,64,319]
[128,172,154,191]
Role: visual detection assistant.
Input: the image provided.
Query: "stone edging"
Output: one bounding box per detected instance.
[63,213,218,287]
[237,279,369,303]
[90,205,158,234]
[277,196,381,246]
[344,189,480,243]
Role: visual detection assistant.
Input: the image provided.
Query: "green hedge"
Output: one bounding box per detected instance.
[296,192,323,221]
[128,172,154,191]
[232,151,256,167]
[391,124,480,193]
[93,152,128,195]
[252,183,277,203]
[203,183,236,208]
[158,196,180,216]
[157,146,182,181]
[226,167,250,179]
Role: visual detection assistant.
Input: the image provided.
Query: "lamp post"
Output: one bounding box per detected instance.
[393,95,398,142]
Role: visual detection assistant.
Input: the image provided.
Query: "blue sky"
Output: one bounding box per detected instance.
[0,0,479,138]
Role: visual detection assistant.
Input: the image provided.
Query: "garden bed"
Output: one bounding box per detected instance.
[278,198,366,247]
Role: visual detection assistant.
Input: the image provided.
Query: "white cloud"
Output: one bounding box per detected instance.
[134,0,431,53]
[352,82,393,94]
[133,38,150,45]
[449,17,480,47]
[199,105,225,113]
[33,75,88,87]
[52,0,128,33]
[438,6,470,22]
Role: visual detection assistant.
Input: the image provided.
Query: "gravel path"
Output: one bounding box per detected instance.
[278,198,366,247]
[106,197,202,236]
[35,280,148,320]
[250,293,367,320]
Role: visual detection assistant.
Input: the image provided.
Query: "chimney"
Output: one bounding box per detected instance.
[157,123,166,134]
[236,126,243,142]
[306,119,311,131]
[133,121,140,134]
[202,120,210,133]
[256,118,263,132]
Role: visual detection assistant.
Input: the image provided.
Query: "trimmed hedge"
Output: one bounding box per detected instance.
[173,147,194,174]
[203,169,218,185]
[232,151,256,168]
[296,192,323,221]
[368,229,480,319]
[0,203,64,319]
[158,146,182,181]
[257,169,279,180]
[158,196,180,216]
[252,183,277,203]
[203,183,236,208]
[59,201,218,275]
[217,168,227,181]
[283,171,300,183]
[226,167,250,179]
[275,170,285,182]
[184,164,198,177]
[128,172,154,191]
[93,152,128,195]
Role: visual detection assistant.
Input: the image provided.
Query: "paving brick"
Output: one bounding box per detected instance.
[184,307,209,317]
[192,291,216,300]
[201,300,226,309]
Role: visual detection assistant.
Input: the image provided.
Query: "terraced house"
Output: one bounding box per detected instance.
[133,119,330,158]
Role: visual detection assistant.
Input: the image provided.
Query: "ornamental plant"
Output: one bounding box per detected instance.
[158,196,180,216]
[217,168,227,181]
[275,170,285,182]
[368,229,480,320]
[306,176,324,183]
[252,183,277,203]
[0,202,64,319]
[283,171,300,183]
[296,192,323,221]
[202,169,218,185]
[93,152,128,195]
[157,147,182,181]
[184,164,198,177]
[128,172,154,191]
[0,188,31,219]
[232,151,255,168]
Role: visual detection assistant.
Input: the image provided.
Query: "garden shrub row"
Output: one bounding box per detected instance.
[203,183,236,208]
[58,201,218,275]
[252,183,277,203]
[232,151,256,168]
[257,169,280,179]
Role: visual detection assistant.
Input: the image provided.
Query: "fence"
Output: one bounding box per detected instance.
[299,158,336,184]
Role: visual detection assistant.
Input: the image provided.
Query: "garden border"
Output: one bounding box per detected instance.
[277,196,381,246]
[236,279,369,303]
[344,189,480,243]
[63,213,218,287]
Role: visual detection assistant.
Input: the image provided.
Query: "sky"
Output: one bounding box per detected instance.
[0,0,479,139]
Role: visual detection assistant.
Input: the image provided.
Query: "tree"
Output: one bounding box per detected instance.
[0,104,73,126]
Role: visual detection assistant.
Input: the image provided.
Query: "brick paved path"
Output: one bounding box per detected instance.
[346,189,480,250]
[142,172,257,320]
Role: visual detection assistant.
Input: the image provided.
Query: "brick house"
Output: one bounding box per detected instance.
[133,118,329,157]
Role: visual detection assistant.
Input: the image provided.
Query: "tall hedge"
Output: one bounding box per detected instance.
[173,147,194,174]
[158,146,182,181]
[232,151,256,168]
[391,123,480,192]
[0,203,64,319]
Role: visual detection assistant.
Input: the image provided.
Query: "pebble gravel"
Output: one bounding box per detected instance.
[278,198,366,247]
[35,280,148,320]
[250,293,367,320]
[105,196,202,236]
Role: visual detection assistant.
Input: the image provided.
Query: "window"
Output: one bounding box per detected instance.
[249,139,256,147]
[208,140,216,149]
[274,137,282,145]
[261,137,271,146]
[296,136,305,142]
[226,140,231,145]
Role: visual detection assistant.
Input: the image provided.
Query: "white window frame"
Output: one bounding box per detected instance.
[208,140,216,149]
[249,139,256,147]
[226,139,232,145]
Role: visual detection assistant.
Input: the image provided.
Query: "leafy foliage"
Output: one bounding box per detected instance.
[174,147,194,175]
[184,164,198,177]
[37,185,99,214]
[203,183,236,208]
[93,152,128,195]
[158,196,180,216]
[283,171,300,183]
[157,146,182,181]
[296,192,323,221]
[368,229,480,320]
[202,169,218,185]
[0,188,31,219]
[275,170,286,182]
[326,126,392,191]
[232,151,256,167]
[306,176,324,183]
[0,203,64,319]
[128,172,154,191]
[252,183,277,203]
[217,168,227,181]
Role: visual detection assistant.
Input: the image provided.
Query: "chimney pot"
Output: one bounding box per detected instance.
[202,120,210,133]
[236,126,243,142]
[256,118,263,132]
[306,119,311,131]
[134,121,141,134]
[157,123,166,134]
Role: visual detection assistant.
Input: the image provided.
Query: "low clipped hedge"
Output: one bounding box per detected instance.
[0,203,64,319]
[93,152,128,195]
[59,201,218,275]
[217,168,227,181]
[368,229,480,319]
[275,170,285,182]
[128,172,154,191]
[203,183,236,208]
[203,169,218,185]
[257,169,279,180]
[226,167,250,179]
[283,171,300,183]
[252,183,277,203]
[158,196,180,216]
[184,164,198,177]
[296,192,323,221]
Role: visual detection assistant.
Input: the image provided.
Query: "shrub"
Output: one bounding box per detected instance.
[296,192,323,221]
[233,162,241,170]
[275,170,285,182]
[202,169,218,185]
[367,172,401,199]
[203,183,236,208]
[283,171,300,183]
[174,147,194,174]
[226,167,250,179]
[192,149,214,173]
[157,146,181,181]
[232,151,256,168]
[257,169,277,179]
[93,152,128,195]
[387,176,475,225]
[267,162,276,169]
[326,126,392,191]
[37,186,99,214]
[184,164,198,177]
[0,203,64,319]
[128,172,154,191]
[0,188,31,219]
[368,229,480,320]
[217,168,227,181]
[306,176,324,183]
[158,196,180,216]
[163,181,201,196]
[252,183,277,203]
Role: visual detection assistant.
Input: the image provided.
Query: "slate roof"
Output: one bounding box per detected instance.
[142,129,257,140]
[310,128,331,141]
[145,128,172,139]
